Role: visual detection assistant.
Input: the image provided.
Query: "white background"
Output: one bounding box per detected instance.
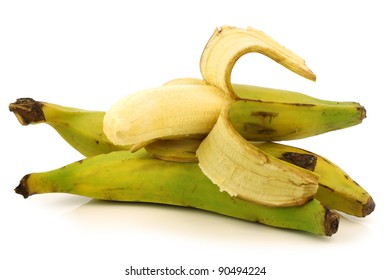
[1,0,389,279]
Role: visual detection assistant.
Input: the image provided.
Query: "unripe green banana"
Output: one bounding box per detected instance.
[145,139,375,217]
[14,150,339,236]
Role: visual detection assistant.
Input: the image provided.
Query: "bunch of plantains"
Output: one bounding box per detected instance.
[10,26,374,236]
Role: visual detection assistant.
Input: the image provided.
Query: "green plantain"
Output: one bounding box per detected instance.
[14,150,339,236]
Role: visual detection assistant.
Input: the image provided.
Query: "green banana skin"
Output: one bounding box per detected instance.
[14,150,339,236]
[255,142,375,217]
[8,98,129,157]
[229,100,365,141]
[231,83,366,141]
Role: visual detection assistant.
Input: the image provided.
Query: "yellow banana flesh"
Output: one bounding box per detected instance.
[14,149,339,236]
[103,84,233,149]
[196,106,319,207]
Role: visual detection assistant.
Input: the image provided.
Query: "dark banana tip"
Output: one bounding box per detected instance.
[14,174,31,199]
[9,98,45,125]
[362,196,375,217]
[359,105,367,121]
[324,207,340,237]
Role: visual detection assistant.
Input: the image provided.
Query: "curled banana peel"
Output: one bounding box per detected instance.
[196,106,319,207]
[200,25,316,98]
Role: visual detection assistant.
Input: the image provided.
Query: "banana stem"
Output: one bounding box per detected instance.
[14,151,339,236]
[9,98,46,125]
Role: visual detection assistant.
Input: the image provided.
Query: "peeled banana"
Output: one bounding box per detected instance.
[14,150,340,236]
[103,26,365,148]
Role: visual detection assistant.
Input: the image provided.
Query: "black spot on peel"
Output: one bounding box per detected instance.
[281,152,317,171]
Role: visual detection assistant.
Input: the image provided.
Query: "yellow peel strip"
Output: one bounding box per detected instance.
[196,104,319,207]
[200,26,316,99]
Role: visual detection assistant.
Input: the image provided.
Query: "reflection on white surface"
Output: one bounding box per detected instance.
[2,193,377,279]
[63,198,372,244]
